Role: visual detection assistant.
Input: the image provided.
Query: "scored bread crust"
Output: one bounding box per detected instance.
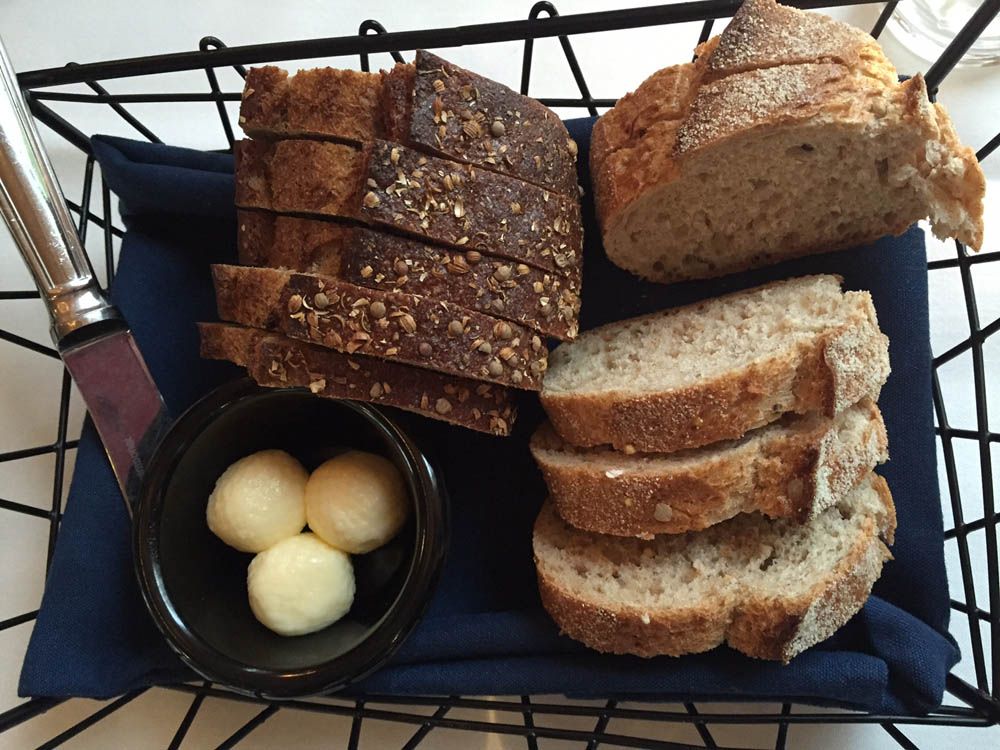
[540,278,890,453]
[534,473,896,662]
[590,0,985,283]
[198,322,517,436]
[236,210,581,341]
[531,399,888,537]
[211,264,547,390]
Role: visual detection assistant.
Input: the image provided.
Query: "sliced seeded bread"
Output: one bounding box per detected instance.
[591,0,985,283]
[236,210,580,340]
[239,50,579,196]
[534,472,895,661]
[540,275,889,452]
[211,264,547,390]
[198,322,516,436]
[532,399,887,538]
[234,137,582,279]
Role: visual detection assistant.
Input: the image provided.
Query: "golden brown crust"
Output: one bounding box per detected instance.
[197,322,517,436]
[234,138,368,218]
[212,264,547,390]
[536,570,732,657]
[673,62,886,157]
[239,66,384,145]
[197,321,260,366]
[237,209,351,275]
[533,474,896,661]
[531,400,887,537]
[700,0,894,84]
[236,211,580,340]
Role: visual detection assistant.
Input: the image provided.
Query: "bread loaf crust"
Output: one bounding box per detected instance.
[198,323,517,435]
[234,137,582,279]
[407,50,578,196]
[589,0,985,282]
[212,264,547,390]
[534,474,895,661]
[532,400,887,537]
[236,210,580,340]
[239,66,384,145]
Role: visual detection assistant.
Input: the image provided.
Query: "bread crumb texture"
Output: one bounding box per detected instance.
[533,472,896,661]
[591,0,985,284]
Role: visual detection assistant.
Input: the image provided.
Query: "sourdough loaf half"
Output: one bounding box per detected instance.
[534,472,896,661]
[198,322,517,435]
[591,0,985,283]
[236,210,580,340]
[532,399,887,537]
[540,275,890,452]
[239,51,578,195]
[212,264,547,390]
[234,138,582,278]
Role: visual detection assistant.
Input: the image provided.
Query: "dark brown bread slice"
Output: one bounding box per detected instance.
[236,210,580,340]
[212,264,547,390]
[534,472,896,661]
[239,66,384,144]
[198,323,516,436]
[234,138,582,279]
[531,399,887,537]
[239,52,578,195]
[384,51,578,196]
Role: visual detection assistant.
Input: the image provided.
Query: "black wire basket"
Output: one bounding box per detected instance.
[1,1,999,747]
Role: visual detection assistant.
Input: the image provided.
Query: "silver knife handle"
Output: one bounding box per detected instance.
[0,36,119,344]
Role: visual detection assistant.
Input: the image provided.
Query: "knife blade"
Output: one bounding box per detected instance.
[0,36,169,510]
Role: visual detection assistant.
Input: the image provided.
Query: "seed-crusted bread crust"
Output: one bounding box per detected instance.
[239,51,578,196]
[401,50,579,196]
[534,472,896,661]
[590,0,985,283]
[234,138,582,280]
[212,264,547,390]
[540,276,890,452]
[531,399,887,537]
[236,210,580,340]
[198,322,517,435]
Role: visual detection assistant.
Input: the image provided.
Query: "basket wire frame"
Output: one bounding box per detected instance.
[0,0,998,747]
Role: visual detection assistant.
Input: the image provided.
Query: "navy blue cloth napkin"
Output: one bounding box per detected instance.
[19,119,958,714]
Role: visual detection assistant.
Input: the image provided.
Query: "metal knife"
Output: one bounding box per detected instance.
[0,36,170,511]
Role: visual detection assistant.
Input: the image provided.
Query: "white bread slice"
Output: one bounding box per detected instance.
[591,0,985,284]
[531,399,887,538]
[533,472,895,661]
[540,275,889,453]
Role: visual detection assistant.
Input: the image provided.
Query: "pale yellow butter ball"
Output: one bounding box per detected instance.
[206,449,308,553]
[305,451,410,554]
[247,533,355,636]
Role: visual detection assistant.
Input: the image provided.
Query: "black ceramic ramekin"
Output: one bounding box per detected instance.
[132,378,448,699]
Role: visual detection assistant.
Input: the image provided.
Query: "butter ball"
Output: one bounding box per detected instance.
[305,451,410,554]
[247,533,355,636]
[206,449,308,553]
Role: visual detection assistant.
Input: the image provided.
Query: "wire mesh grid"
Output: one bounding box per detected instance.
[0,0,998,747]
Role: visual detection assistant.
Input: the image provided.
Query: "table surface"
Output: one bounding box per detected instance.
[0,1,997,748]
